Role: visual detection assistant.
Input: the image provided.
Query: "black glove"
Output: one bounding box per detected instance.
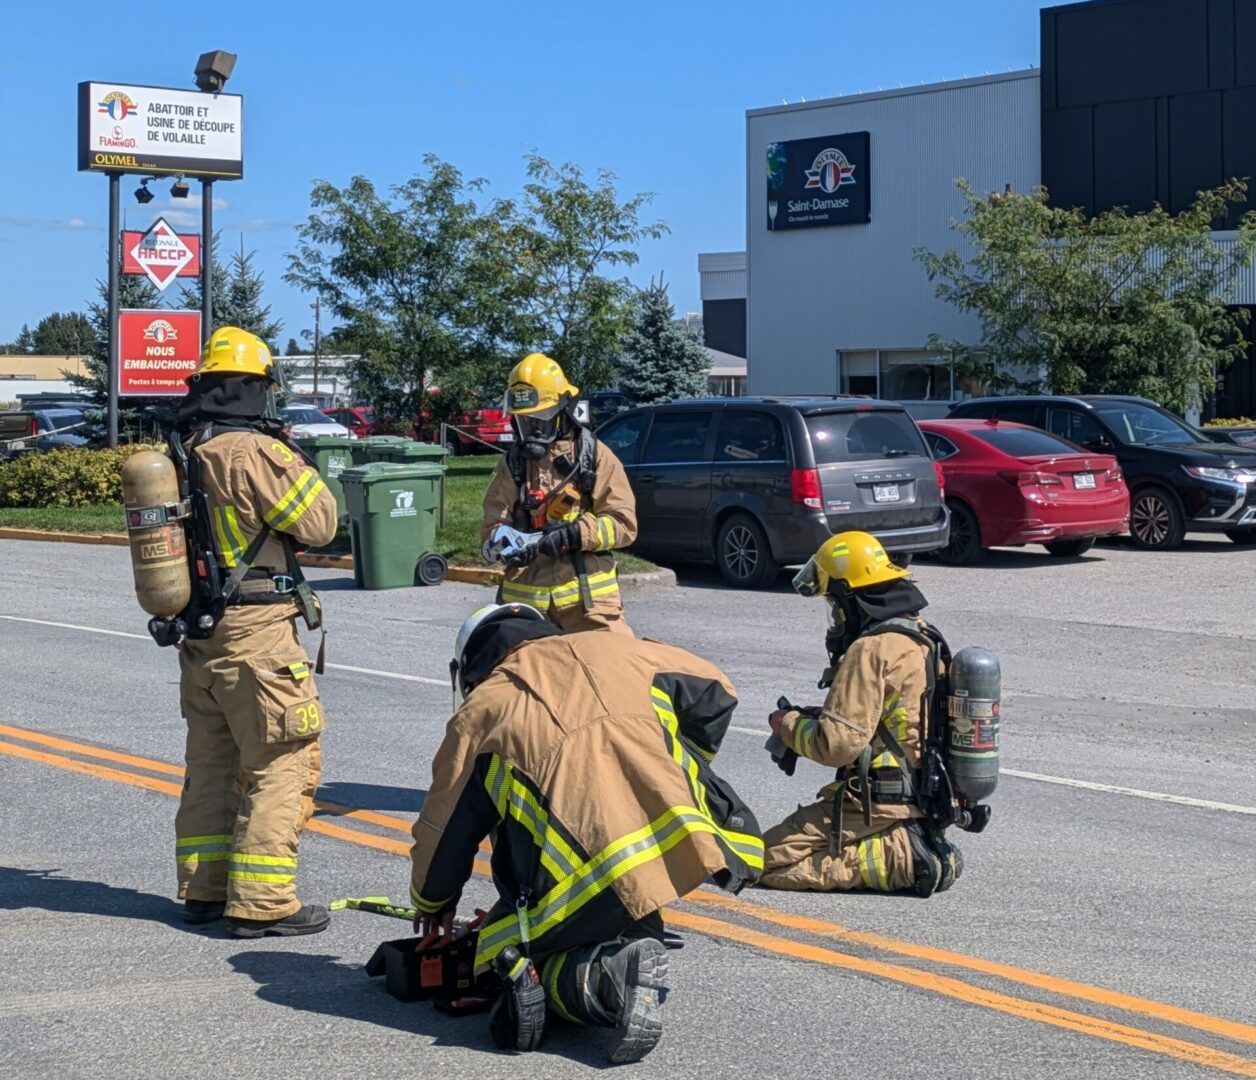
[504,542,540,568]
[538,521,581,560]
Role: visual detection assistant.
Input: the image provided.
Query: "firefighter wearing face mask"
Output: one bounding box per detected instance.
[480,354,637,634]
[759,531,963,897]
[409,603,763,1063]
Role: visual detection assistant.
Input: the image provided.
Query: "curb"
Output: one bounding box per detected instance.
[0,528,676,588]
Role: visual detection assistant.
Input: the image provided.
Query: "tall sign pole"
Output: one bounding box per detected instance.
[201,179,214,343]
[107,174,120,448]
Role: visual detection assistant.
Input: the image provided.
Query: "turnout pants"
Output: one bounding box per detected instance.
[760,799,917,893]
[174,605,324,921]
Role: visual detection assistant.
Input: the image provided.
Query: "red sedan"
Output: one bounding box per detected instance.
[919,419,1129,564]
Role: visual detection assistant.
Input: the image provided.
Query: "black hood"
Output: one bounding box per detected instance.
[460,617,562,696]
[177,373,270,432]
[826,578,928,666]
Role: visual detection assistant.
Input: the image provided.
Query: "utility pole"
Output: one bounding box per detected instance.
[106,173,120,449]
[312,296,321,398]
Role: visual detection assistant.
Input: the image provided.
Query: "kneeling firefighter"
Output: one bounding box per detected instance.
[120,326,338,936]
[480,354,637,634]
[760,531,1000,897]
[408,604,763,1062]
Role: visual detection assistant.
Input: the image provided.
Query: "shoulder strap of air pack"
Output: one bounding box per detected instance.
[576,427,597,496]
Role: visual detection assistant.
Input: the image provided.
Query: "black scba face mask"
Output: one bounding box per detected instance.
[512,410,567,460]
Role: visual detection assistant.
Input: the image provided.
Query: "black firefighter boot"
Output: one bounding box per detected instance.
[905,823,964,897]
[182,899,227,925]
[226,903,331,938]
[563,937,670,1064]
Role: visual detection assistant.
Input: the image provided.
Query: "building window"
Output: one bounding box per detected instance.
[839,350,878,396]
[879,350,952,401]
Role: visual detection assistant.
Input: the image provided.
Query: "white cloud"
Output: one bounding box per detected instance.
[156,210,201,228]
[66,217,88,229]
[0,215,96,231]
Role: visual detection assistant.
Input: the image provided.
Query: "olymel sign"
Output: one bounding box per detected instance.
[78,81,244,179]
[118,309,201,396]
[123,218,201,290]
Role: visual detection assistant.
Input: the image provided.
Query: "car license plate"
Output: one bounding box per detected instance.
[1073,473,1095,489]
[873,483,900,503]
[499,432,514,442]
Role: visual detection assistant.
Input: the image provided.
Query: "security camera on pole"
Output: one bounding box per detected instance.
[77,52,243,447]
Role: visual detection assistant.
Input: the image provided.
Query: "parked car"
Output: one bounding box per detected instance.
[948,395,1256,549]
[434,402,513,456]
[279,404,355,440]
[0,406,93,458]
[1204,424,1256,450]
[585,390,634,429]
[919,418,1128,564]
[596,397,949,587]
[323,404,376,438]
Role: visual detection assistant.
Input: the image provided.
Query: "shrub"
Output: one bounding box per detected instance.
[1204,417,1254,426]
[0,445,161,507]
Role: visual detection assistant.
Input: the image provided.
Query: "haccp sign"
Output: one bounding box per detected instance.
[123,218,201,290]
[118,309,201,396]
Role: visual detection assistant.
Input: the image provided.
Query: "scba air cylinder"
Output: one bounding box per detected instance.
[947,646,1001,803]
[121,450,192,618]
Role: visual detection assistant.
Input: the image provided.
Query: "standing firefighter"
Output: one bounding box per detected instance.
[760,531,981,897]
[481,354,637,634]
[409,604,763,1062]
[123,326,337,937]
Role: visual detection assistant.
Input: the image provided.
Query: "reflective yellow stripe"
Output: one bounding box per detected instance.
[176,833,233,865]
[476,804,740,968]
[177,834,233,848]
[264,469,326,531]
[651,688,765,866]
[229,853,296,866]
[794,715,817,760]
[288,663,310,681]
[881,693,908,745]
[409,883,449,914]
[858,837,890,892]
[483,754,582,882]
[544,953,579,1023]
[502,569,620,608]
[871,752,897,769]
[228,871,296,883]
[212,507,245,569]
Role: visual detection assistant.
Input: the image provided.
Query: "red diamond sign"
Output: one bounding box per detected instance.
[124,217,199,291]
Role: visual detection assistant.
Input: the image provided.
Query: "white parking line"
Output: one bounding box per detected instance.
[1000,769,1256,816]
[0,614,448,687]
[5,614,1255,816]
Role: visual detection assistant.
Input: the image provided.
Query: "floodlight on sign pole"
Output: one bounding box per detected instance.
[193,51,236,344]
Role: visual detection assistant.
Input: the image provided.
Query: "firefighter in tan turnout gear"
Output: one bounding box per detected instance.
[165,327,337,936]
[760,531,964,897]
[481,354,637,634]
[409,604,763,1063]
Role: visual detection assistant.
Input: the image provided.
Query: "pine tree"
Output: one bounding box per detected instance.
[15,324,35,353]
[285,337,301,356]
[181,233,282,345]
[617,277,711,404]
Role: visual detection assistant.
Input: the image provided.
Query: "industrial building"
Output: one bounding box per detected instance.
[718,0,1256,419]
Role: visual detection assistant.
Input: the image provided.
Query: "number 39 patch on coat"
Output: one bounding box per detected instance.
[284,700,323,739]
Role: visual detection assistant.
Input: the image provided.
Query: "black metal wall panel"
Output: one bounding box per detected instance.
[1052,0,1210,107]
[1043,0,1251,216]
[702,299,747,359]
[1094,100,1157,212]
[1042,106,1095,211]
[1208,0,1237,89]
[1169,92,1224,211]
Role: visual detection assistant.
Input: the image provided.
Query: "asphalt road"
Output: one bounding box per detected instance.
[1,537,1253,1079]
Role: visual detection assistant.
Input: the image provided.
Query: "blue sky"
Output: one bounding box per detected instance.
[1,0,1043,347]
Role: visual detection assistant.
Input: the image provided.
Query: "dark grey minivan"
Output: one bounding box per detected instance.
[597,397,949,587]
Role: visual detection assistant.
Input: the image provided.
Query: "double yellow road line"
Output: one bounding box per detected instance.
[1,721,1254,1077]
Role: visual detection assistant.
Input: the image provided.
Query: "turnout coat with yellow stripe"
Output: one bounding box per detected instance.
[481,438,637,615]
[189,429,337,572]
[409,632,764,970]
[777,624,931,829]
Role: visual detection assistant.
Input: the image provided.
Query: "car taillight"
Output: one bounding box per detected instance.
[1106,467,1123,483]
[933,460,945,499]
[791,467,823,509]
[29,417,39,436]
[999,470,1063,487]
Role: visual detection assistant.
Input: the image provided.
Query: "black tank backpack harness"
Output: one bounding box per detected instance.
[822,618,965,852]
[505,426,600,610]
[149,421,325,669]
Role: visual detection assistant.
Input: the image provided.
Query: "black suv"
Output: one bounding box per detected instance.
[597,397,948,587]
[948,395,1256,549]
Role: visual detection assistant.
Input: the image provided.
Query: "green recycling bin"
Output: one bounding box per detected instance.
[368,440,448,466]
[349,434,409,468]
[293,435,355,519]
[341,461,448,589]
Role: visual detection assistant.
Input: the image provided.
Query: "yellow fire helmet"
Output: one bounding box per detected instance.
[188,326,280,385]
[792,530,908,597]
[504,353,578,418]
